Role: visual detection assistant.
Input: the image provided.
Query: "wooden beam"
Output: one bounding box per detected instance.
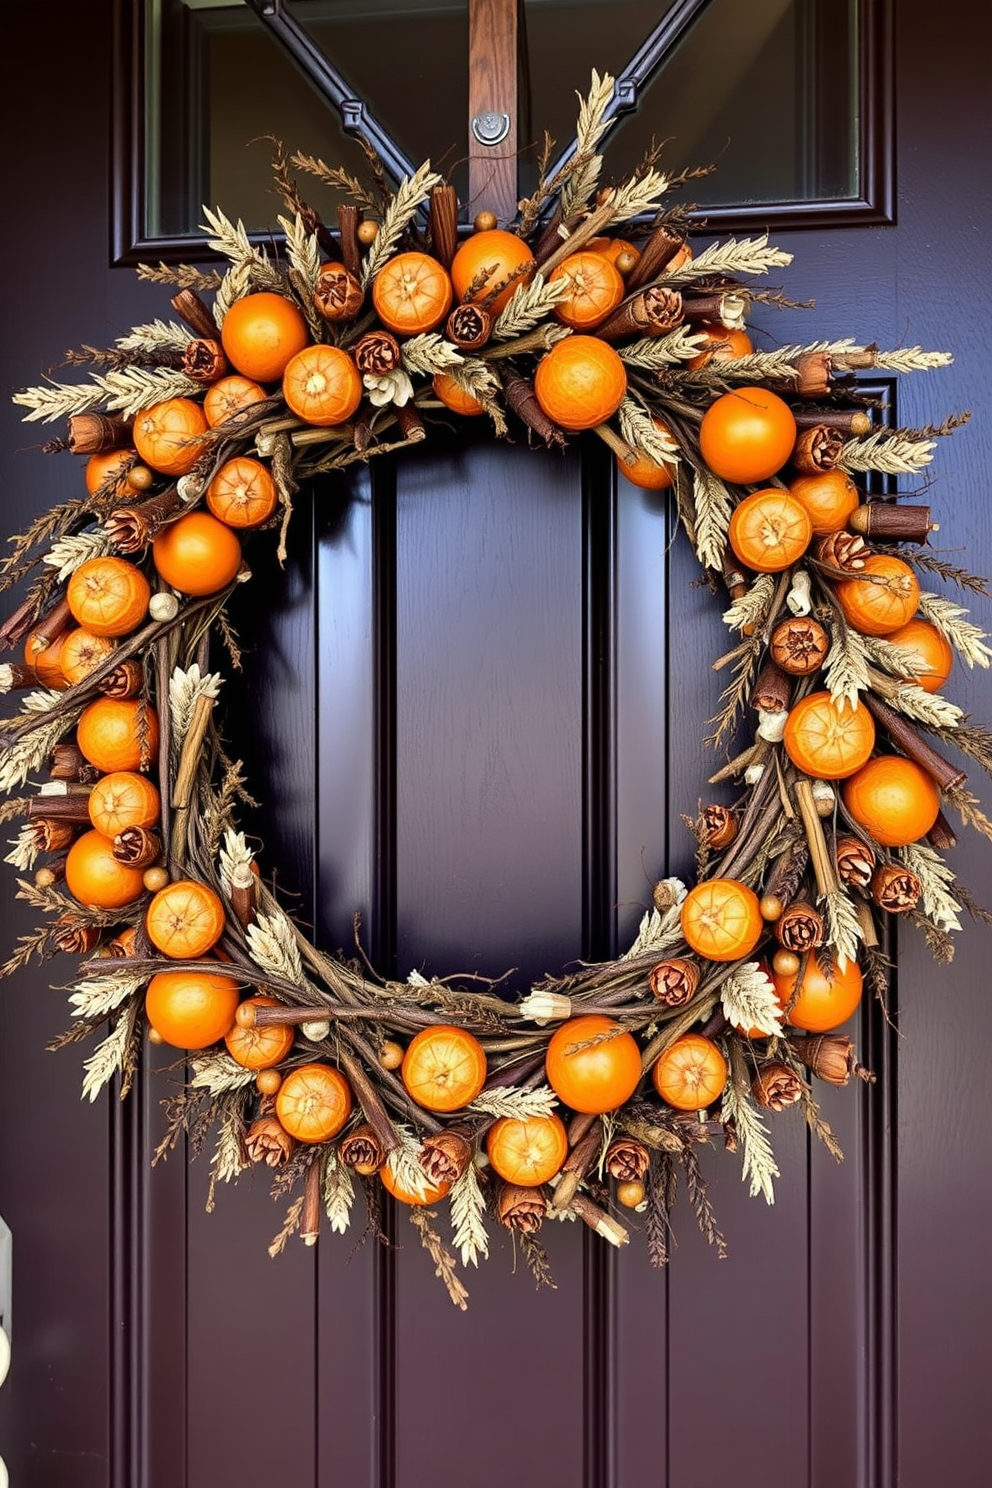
[468,0,518,224]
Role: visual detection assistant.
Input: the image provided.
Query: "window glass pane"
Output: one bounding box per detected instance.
[146,0,374,238]
[522,0,858,206]
[284,0,470,200]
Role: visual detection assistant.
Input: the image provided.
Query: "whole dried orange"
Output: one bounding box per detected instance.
[486,1112,568,1187]
[789,470,860,534]
[549,250,625,330]
[67,556,151,637]
[432,372,485,416]
[698,386,796,484]
[145,878,226,959]
[220,291,309,382]
[450,229,534,315]
[783,691,876,780]
[772,957,863,1033]
[882,618,953,694]
[652,1033,728,1111]
[371,251,453,335]
[842,755,940,847]
[152,511,242,596]
[275,1063,352,1143]
[206,455,278,529]
[533,336,627,432]
[133,398,209,476]
[85,448,134,496]
[836,555,921,637]
[145,969,241,1049]
[545,1015,642,1114]
[65,828,146,909]
[728,488,813,572]
[88,771,160,836]
[77,697,159,773]
[282,344,362,427]
[202,374,268,428]
[680,878,763,962]
[60,628,117,686]
[24,629,69,690]
[401,1024,487,1113]
[224,995,295,1069]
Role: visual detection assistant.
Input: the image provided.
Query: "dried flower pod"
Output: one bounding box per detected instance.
[790,1033,865,1086]
[106,927,140,959]
[814,530,868,572]
[770,617,830,676]
[604,1136,651,1183]
[790,425,845,474]
[497,1182,546,1234]
[182,338,228,383]
[835,834,875,889]
[446,303,491,350]
[98,660,144,699]
[49,741,100,785]
[776,900,824,951]
[518,989,572,1025]
[313,263,364,322]
[751,1062,803,1111]
[871,863,923,913]
[703,804,738,851]
[28,818,76,853]
[52,917,101,956]
[339,1122,386,1176]
[112,827,161,869]
[652,879,684,913]
[245,1116,296,1168]
[353,330,401,375]
[419,1130,472,1185]
[649,957,700,1007]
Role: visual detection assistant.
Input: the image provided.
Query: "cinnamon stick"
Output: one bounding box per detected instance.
[848,503,936,542]
[596,287,684,342]
[862,693,967,791]
[793,777,839,897]
[429,184,459,268]
[170,289,218,341]
[337,1048,401,1156]
[67,412,132,455]
[500,368,566,446]
[625,225,687,292]
[792,407,871,434]
[300,1158,322,1246]
[337,205,362,279]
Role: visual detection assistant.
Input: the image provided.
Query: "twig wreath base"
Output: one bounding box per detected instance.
[3,73,991,1305]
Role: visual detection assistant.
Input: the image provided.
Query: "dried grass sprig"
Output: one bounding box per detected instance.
[918,593,992,668]
[691,466,733,572]
[468,1085,558,1120]
[492,272,570,340]
[116,320,194,353]
[840,428,938,475]
[667,233,793,282]
[720,961,783,1038]
[559,69,616,222]
[360,161,444,288]
[289,151,378,213]
[13,366,202,423]
[409,1207,470,1310]
[449,1163,489,1268]
[323,1148,356,1234]
[722,1043,779,1204]
[899,842,963,932]
[136,263,222,291]
[401,334,464,376]
[619,327,709,368]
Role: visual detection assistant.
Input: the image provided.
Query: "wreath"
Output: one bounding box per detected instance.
[3,74,990,1306]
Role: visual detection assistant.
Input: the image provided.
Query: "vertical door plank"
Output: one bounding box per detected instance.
[389,436,587,1486]
[468,0,519,221]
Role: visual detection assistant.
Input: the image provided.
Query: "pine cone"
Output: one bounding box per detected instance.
[497,1183,546,1234]
[313,264,363,322]
[648,957,700,1007]
[99,660,143,699]
[790,1033,859,1086]
[446,303,491,350]
[835,834,875,888]
[246,1116,295,1168]
[419,1131,472,1185]
[703,804,738,850]
[791,425,844,474]
[353,330,401,375]
[814,531,868,571]
[182,337,228,382]
[769,617,830,676]
[339,1123,386,1176]
[52,917,101,955]
[871,863,923,913]
[776,900,824,952]
[751,1062,803,1111]
[605,1137,651,1183]
[112,827,161,868]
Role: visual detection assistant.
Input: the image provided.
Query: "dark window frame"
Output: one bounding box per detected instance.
[112,0,892,266]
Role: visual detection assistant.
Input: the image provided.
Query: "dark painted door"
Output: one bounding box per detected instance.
[1,2,992,1486]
